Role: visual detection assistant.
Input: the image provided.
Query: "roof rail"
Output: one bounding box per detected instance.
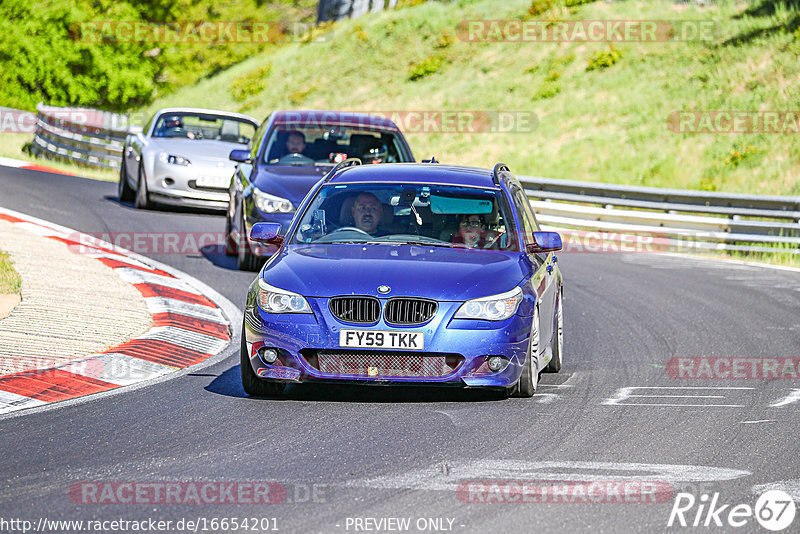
[323,157,362,182]
[492,162,510,185]
[422,156,439,163]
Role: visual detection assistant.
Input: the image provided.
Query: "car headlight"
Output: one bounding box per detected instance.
[253,188,294,213]
[257,279,311,314]
[454,286,523,321]
[159,152,191,166]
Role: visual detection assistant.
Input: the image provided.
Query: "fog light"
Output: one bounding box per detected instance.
[487,356,508,372]
[258,348,278,364]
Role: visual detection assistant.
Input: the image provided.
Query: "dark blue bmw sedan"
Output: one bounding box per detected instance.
[241,161,563,397]
[225,110,414,270]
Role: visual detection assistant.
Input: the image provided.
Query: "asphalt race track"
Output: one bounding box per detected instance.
[1,167,799,533]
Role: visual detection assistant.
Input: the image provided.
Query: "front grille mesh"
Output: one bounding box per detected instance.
[384,298,437,325]
[329,296,381,324]
[310,350,461,378]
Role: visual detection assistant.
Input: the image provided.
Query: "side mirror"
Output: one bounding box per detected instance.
[127,125,143,135]
[250,222,284,246]
[229,149,252,163]
[527,231,562,253]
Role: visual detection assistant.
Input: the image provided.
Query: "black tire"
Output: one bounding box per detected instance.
[512,308,539,398]
[118,158,134,202]
[545,292,563,373]
[240,322,286,397]
[135,164,149,210]
[237,214,262,271]
[224,214,237,256]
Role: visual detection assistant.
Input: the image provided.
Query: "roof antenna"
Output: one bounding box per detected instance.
[422,156,438,164]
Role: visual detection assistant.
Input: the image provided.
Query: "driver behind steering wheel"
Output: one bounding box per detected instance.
[286,131,307,156]
[351,192,384,236]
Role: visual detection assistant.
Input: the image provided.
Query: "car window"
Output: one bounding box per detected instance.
[152,113,256,143]
[262,125,411,166]
[290,183,520,251]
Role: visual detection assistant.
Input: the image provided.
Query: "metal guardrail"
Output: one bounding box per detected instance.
[519,175,800,254]
[16,104,800,254]
[317,0,398,23]
[30,104,129,169]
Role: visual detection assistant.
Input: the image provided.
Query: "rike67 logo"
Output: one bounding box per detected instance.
[668,490,796,531]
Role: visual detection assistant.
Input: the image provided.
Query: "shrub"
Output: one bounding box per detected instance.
[533,81,561,100]
[528,0,555,17]
[586,46,623,71]
[435,31,456,49]
[230,64,272,102]
[408,56,443,81]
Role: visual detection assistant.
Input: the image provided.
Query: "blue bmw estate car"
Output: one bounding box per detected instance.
[241,161,563,398]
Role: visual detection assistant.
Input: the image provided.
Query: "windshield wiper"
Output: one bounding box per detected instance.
[395,240,466,248]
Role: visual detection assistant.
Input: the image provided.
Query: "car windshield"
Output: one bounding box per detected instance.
[290,183,520,251]
[262,125,411,166]
[152,113,256,143]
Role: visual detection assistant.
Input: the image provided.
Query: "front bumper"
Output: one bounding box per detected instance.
[148,159,232,209]
[243,298,533,388]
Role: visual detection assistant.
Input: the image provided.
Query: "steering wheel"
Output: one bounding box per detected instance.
[277,152,314,164]
[328,226,372,237]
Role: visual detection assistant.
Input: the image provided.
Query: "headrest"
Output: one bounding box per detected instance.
[219,120,240,141]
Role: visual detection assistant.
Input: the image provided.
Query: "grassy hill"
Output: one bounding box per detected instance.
[139,0,800,195]
[0,0,316,111]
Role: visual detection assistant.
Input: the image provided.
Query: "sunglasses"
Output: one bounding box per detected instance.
[459,220,484,228]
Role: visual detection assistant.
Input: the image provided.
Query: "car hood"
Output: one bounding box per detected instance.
[252,164,330,204]
[148,138,246,163]
[261,245,529,301]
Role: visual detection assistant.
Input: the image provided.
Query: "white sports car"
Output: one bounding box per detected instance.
[119,108,259,210]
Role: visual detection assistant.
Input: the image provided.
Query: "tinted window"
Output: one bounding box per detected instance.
[290,183,520,251]
[262,125,411,166]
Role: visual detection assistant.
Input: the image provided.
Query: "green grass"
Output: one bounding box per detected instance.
[0,250,21,295]
[139,0,800,196]
[722,236,800,267]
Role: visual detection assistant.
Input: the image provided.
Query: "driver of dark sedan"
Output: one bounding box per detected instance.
[351,192,383,235]
[286,131,307,155]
